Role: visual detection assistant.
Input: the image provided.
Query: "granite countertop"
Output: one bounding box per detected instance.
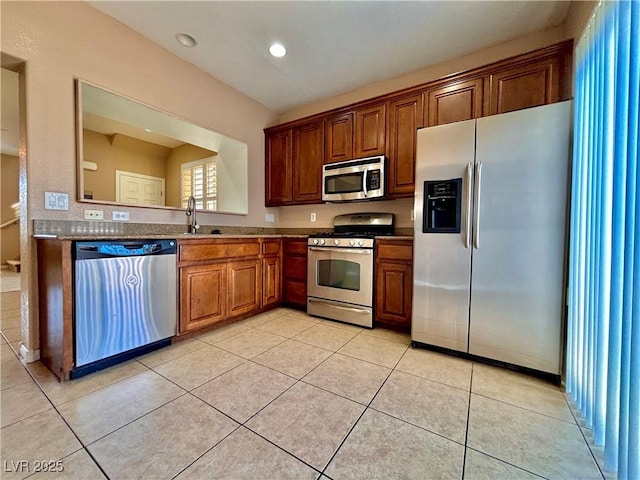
[32,220,413,241]
[33,233,308,241]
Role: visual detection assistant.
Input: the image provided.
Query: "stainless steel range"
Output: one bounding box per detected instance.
[307,213,394,328]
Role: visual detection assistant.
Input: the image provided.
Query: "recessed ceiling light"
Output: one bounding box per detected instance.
[176,33,197,47]
[269,43,286,58]
[144,128,152,133]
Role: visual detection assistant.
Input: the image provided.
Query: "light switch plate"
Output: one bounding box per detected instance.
[44,192,69,210]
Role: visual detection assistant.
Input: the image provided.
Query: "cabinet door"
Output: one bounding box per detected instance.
[426,78,484,127]
[228,259,261,318]
[355,104,386,158]
[283,238,308,308]
[262,255,281,307]
[325,113,353,163]
[265,129,293,205]
[293,121,324,203]
[375,261,413,330]
[387,94,423,198]
[487,57,560,115]
[179,263,226,333]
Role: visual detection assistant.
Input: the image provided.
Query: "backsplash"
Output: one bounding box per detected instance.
[32,219,413,237]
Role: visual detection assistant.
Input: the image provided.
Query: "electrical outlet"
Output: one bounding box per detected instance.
[410,208,415,221]
[84,209,104,220]
[44,192,69,210]
[265,213,275,223]
[112,211,129,221]
[310,212,316,222]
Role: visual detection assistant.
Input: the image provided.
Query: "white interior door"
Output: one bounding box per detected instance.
[116,171,165,206]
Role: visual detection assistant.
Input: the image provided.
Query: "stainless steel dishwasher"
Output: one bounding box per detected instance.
[73,239,177,378]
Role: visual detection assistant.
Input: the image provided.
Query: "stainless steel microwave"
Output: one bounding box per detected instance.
[322,155,386,202]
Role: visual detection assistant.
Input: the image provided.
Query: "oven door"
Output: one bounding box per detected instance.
[307,246,373,307]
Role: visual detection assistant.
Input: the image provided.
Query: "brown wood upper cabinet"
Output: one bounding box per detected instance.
[425,78,484,127]
[386,93,424,198]
[487,56,562,115]
[324,112,354,163]
[265,41,572,206]
[265,129,293,206]
[354,104,386,158]
[293,121,324,203]
[265,121,324,206]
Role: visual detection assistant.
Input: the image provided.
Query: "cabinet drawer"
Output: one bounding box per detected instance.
[283,239,308,255]
[262,239,281,256]
[376,241,413,262]
[179,241,260,262]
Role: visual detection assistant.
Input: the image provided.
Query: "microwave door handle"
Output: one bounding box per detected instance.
[362,170,368,198]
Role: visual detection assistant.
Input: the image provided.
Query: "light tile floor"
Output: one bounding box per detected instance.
[1,294,608,480]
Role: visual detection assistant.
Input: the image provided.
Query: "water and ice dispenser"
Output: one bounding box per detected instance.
[423,179,462,233]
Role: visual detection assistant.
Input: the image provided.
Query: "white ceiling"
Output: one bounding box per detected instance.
[89,1,571,114]
[1,2,571,156]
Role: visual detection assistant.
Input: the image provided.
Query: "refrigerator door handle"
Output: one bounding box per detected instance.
[465,162,473,249]
[473,161,483,249]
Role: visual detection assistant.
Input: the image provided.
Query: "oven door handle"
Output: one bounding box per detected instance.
[308,298,371,314]
[308,247,372,255]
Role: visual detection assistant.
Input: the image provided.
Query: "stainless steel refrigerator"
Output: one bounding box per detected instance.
[411,101,571,375]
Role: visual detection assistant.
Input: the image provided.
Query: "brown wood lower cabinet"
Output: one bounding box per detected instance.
[180,263,227,332]
[282,238,308,308]
[375,239,413,332]
[178,238,279,334]
[262,239,282,308]
[228,259,261,318]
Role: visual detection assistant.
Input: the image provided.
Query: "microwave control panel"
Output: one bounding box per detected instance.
[367,170,381,190]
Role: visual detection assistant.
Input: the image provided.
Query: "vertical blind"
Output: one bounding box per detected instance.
[567,1,639,479]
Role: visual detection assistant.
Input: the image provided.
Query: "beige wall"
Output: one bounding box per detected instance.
[1,1,277,229]
[1,1,278,354]
[1,154,20,263]
[563,1,598,45]
[83,130,170,202]
[278,26,569,125]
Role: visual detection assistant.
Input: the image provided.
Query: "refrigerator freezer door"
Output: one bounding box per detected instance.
[469,101,571,374]
[412,120,476,352]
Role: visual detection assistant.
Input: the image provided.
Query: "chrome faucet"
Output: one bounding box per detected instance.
[185,196,200,234]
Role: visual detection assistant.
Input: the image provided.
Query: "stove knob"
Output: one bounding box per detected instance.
[357,240,364,247]
[349,239,356,246]
[334,239,340,246]
[313,238,319,245]
[319,239,326,246]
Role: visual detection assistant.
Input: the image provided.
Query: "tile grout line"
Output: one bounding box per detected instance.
[563,394,608,480]
[318,341,411,477]
[1,346,112,480]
